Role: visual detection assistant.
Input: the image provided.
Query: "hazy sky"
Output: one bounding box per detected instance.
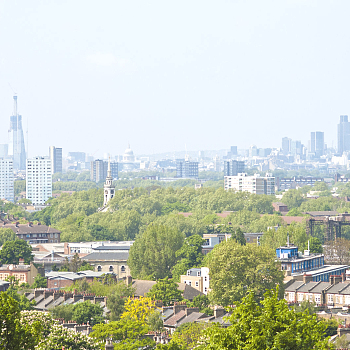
[0,0,349,158]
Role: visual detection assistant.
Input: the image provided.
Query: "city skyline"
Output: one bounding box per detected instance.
[0,1,350,156]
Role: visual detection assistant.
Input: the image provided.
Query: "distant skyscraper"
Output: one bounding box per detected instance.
[8,96,26,170]
[26,157,52,205]
[0,145,8,158]
[338,115,350,155]
[176,159,198,178]
[0,159,14,202]
[91,159,118,182]
[49,146,63,174]
[224,160,245,176]
[282,137,291,155]
[310,131,324,157]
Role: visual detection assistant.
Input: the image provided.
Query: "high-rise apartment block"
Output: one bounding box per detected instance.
[224,173,275,195]
[310,131,324,158]
[0,159,14,202]
[26,157,52,205]
[91,160,118,183]
[176,159,199,178]
[224,160,245,176]
[8,96,26,170]
[338,115,350,155]
[49,146,62,174]
[282,137,291,155]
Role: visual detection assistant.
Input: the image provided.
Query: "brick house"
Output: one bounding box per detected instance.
[1,222,61,244]
[0,262,39,286]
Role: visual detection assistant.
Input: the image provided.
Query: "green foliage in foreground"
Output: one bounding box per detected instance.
[50,300,104,326]
[0,239,33,264]
[207,240,284,306]
[147,278,183,306]
[128,224,185,279]
[203,288,333,350]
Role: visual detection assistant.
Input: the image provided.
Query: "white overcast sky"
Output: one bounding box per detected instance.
[0,0,349,158]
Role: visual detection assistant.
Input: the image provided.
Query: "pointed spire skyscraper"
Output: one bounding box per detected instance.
[8,95,26,170]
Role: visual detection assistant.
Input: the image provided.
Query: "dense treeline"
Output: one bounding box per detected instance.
[29,187,278,242]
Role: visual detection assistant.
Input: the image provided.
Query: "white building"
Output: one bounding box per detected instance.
[180,267,210,295]
[0,159,14,202]
[224,173,275,195]
[26,157,52,205]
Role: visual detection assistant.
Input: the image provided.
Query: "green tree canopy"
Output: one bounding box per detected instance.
[0,240,33,264]
[207,240,284,306]
[0,292,41,350]
[147,278,183,306]
[203,287,332,350]
[128,224,185,279]
[282,189,305,209]
[0,228,16,246]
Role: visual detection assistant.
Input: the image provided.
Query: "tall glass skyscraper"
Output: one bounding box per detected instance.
[338,115,350,155]
[8,96,26,170]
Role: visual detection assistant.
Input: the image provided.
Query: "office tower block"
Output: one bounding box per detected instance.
[8,96,26,170]
[176,159,198,178]
[230,146,238,156]
[0,145,8,158]
[338,115,350,155]
[310,131,324,157]
[91,160,118,182]
[224,160,245,176]
[49,146,63,174]
[0,159,14,202]
[282,137,291,155]
[291,140,302,156]
[68,152,86,162]
[26,157,52,205]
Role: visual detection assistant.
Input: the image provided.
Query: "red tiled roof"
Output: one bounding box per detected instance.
[281,216,304,225]
[164,310,186,326]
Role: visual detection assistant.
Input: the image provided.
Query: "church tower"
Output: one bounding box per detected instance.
[103,158,115,207]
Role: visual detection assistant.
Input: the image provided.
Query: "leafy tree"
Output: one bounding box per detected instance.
[72,300,104,326]
[300,236,323,254]
[0,228,17,246]
[147,309,164,332]
[203,287,333,350]
[286,207,304,216]
[0,292,41,350]
[169,322,208,350]
[322,318,339,337]
[60,253,91,272]
[324,238,350,264]
[0,240,33,264]
[92,318,154,350]
[107,284,135,322]
[172,235,205,281]
[186,294,213,316]
[147,278,183,306]
[35,323,100,350]
[207,240,284,306]
[293,300,317,314]
[50,303,74,321]
[282,189,305,209]
[32,274,47,288]
[121,296,156,322]
[335,334,350,349]
[230,227,246,245]
[128,225,185,279]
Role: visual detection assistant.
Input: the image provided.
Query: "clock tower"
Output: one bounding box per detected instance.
[103,158,115,207]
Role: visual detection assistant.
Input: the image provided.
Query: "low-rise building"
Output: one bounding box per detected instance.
[180,267,210,294]
[0,262,39,285]
[2,222,61,244]
[277,243,349,282]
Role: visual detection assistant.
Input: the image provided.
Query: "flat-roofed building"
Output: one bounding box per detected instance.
[224,173,275,195]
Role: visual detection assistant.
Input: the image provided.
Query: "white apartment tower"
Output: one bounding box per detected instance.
[26,157,52,205]
[0,159,14,202]
[224,173,275,195]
